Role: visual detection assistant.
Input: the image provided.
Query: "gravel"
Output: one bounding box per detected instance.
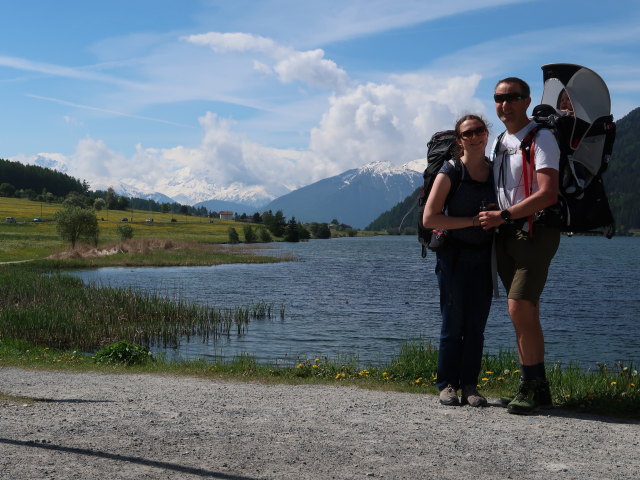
[1,367,638,479]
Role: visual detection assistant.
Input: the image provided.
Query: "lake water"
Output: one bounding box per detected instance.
[72,235,640,369]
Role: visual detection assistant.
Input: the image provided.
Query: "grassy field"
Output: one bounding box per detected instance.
[0,196,269,262]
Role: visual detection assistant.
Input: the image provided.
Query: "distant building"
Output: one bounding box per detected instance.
[219,211,234,220]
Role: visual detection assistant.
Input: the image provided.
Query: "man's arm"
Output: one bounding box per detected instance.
[478,168,558,229]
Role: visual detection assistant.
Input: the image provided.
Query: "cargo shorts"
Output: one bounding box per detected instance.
[495,224,560,303]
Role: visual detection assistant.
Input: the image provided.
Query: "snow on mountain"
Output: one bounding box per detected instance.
[262,161,422,228]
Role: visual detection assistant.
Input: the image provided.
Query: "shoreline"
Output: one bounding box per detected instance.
[1,367,638,479]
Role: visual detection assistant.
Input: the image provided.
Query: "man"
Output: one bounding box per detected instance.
[478,77,560,414]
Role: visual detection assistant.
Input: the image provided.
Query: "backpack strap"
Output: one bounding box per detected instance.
[519,125,542,236]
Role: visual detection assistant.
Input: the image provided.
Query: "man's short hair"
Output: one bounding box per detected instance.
[495,77,530,98]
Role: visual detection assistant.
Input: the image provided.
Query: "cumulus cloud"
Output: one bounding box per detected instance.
[184,31,350,92]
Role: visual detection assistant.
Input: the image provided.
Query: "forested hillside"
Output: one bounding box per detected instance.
[366,107,640,233]
[606,107,640,231]
[0,158,87,198]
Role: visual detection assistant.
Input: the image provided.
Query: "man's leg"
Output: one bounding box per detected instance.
[508,298,543,365]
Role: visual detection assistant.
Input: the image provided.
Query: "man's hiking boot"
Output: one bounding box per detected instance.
[500,378,553,409]
[461,385,487,407]
[439,384,459,406]
[507,378,552,415]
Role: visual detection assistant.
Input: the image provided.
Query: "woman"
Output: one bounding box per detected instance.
[422,114,496,407]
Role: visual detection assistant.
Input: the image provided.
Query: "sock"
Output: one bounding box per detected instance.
[521,362,546,381]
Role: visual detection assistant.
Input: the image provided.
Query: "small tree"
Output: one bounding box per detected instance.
[258,227,272,243]
[94,198,106,211]
[0,183,16,197]
[228,227,240,244]
[243,224,258,243]
[53,206,99,248]
[116,224,134,241]
[284,217,300,242]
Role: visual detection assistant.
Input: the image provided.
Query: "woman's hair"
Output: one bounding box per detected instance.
[453,114,489,157]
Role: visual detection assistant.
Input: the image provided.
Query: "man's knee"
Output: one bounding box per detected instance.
[508,298,539,326]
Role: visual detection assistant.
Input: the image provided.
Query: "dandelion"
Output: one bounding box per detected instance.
[485,371,493,374]
[514,369,521,374]
[312,364,318,369]
[565,394,571,398]
[481,377,489,381]
[610,381,617,386]
[497,377,505,381]
[296,363,304,369]
[335,372,346,379]
[382,372,389,377]
[314,358,320,362]
[414,377,423,384]
[503,369,510,375]
[630,383,636,387]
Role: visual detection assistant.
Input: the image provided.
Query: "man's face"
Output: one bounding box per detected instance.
[494,81,530,126]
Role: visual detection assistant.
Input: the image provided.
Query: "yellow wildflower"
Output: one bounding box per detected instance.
[514,369,521,373]
[414,377,423,384]
[481,377,489,381]
[314,358,320,362]
[296,363,304,369]
[335,372,346,379]
[610,381,617,386]
[630,383,636,387]
[497,377,505,381]
[312,364,318,369]
[485,371,493,374]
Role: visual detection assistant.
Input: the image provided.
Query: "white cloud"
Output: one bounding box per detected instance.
[274,49,350,92]
[183,32,282,55]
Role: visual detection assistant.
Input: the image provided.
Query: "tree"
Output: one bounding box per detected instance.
[53,206,99,248]
[116,195,130,210]
[228,227,240,244]
[0,183,16,197]
[243,225,258,243]
[106,187,118,210]
[284,217,300,242]
[94,198,106,211]
[62,191,90,208]
[161,203,171,214]
[116,224,134,241]
[258,227,272,243]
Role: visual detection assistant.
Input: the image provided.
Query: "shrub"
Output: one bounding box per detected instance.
[228,227,240,244]
[94,340,152,366]
[116,224,134,241]
[243,224,257,243]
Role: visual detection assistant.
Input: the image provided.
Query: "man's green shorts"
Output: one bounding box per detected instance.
[495,224,560,303]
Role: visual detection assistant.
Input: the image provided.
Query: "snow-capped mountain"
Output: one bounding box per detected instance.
[261,161,422,228]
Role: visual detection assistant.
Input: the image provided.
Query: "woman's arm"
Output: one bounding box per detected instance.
[422,173,478,230]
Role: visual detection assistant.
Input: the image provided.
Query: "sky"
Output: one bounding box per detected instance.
[2,0,640,204]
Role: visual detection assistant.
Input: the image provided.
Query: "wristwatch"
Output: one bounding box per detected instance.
[500,209,513,224]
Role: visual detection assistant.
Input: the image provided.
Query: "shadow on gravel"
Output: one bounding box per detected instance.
[32,398,114,404]
[489,402,638,425]
[0,438,258,480]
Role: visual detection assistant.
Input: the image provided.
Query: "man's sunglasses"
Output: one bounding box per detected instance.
[459,126,487,139]
[493,93,526,103]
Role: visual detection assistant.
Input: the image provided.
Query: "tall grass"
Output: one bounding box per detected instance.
[0,265,278,351]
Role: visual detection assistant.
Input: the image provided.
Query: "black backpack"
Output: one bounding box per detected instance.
[417,130,462,257]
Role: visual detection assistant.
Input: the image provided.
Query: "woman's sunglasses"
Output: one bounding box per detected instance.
[459,126,487,139]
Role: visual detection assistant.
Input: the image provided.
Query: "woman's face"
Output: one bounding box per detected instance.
[559,91,573,112]
[457,119,488,153]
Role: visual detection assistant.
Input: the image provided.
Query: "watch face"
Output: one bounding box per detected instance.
[501,210,511,221]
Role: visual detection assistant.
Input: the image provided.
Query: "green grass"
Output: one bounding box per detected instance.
[1,338,637,419]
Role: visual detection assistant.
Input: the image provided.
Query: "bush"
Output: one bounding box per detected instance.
[228,227,240,244]
[94,340,152,366]
[116,224,134,241]
[243,224,257,243]
[258,227,272,243]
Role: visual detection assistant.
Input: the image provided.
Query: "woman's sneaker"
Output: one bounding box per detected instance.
[439,384,460,406]
[507,378,552,414]
[461,385,488,407]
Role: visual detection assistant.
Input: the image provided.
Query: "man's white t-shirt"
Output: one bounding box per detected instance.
[491,121,560,211]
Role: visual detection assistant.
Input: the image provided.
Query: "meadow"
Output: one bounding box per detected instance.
[0,196,638,419]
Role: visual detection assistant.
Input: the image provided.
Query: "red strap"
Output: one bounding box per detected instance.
[521,139,536,237]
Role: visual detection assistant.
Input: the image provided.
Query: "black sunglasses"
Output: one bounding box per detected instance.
[459,126,487,139]
[493,93,526,103]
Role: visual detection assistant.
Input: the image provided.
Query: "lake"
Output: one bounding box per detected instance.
[72,235,640,369]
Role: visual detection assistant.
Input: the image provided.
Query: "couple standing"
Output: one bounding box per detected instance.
[422,77,560,414]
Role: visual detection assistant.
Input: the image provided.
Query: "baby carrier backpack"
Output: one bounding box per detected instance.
[500,63,616,237]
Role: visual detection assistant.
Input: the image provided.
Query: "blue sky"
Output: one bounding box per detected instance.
[2,0,639,204]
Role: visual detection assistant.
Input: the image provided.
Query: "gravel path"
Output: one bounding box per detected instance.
[1,367,638,479]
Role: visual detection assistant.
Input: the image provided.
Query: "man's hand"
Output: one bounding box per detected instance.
[478,210,504,230]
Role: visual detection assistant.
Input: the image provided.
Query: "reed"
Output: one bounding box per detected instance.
[0,264,279,351]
